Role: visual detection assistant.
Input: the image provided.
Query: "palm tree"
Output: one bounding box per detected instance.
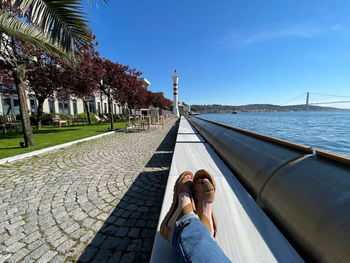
[0,0,108,147]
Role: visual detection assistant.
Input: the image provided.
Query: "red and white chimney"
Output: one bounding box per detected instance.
[172,70,180,117]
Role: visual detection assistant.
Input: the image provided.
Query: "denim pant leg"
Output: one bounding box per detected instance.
[172,213,232,263]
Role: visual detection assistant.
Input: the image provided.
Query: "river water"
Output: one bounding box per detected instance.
[199,111,350,157]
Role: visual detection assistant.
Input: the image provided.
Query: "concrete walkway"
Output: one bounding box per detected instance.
[0,119,178,263]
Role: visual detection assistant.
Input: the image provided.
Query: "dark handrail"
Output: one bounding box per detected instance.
[189,116,350,263]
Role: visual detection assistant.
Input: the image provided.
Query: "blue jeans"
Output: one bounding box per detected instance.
[171,213,232,263]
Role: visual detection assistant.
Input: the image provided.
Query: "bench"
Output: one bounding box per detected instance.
[0,115,8,133]
[52,115,68,128]
[150,116,304,262]
[0,115,22,133]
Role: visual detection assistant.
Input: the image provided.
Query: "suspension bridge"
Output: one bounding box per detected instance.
[280,92,350,108]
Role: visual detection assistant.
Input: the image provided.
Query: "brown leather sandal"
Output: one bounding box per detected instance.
[160,171,196,241]
[192,169,217,238]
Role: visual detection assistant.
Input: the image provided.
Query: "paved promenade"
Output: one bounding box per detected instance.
[0,119,178,263]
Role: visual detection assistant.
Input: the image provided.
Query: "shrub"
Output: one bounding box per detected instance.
[30,112,55,125]
[30,113,71,125]
[58,114,71,121]
[75,112,97,123]
[41,113,56,125]
[30,112,37,125]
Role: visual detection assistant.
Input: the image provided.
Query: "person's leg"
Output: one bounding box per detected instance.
[171,169,230,262]
[172,213,231,263]
[160,171,230,262]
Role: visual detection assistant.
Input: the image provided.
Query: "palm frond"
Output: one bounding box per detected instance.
[0,12,75,66]
[13,0,91,54]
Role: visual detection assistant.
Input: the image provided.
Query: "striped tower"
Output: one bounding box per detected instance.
[172,70,180,117]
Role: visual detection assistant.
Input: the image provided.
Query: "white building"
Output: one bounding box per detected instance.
[138,77,151,89]
[0,90,124,116]
[0,78,151,116]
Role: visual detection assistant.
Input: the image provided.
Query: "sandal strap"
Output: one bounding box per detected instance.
[193,169,216,189]
[177,179,192,194]
[192,182,215,202]
[176,202,195,221]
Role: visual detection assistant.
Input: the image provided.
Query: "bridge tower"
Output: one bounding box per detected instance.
[306,92,309,110]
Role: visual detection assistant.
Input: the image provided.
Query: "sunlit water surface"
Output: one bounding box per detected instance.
[199,111,350,156]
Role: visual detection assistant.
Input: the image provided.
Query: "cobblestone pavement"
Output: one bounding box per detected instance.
[0,119,178,263]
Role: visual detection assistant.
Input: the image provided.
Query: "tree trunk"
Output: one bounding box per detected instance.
[100,91,103,117]
[107,94,114,130]
[83,99,91,125]
[36,97,45,130]
[12,64,35,147]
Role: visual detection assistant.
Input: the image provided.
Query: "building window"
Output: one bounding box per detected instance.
[73,100,77,115]
[29,96,36,113]
[59,101,70,114]
[2,97,11,115]
[49,99,55,113]
[97,102,101,115]
[89,102,95,113]
[87,96,95,113]
[113,104,116,114]
[13,99,20,115]
[104,103,107,114]
[1,96,20,116]
[59,102,63,113]
[64,102,69,114]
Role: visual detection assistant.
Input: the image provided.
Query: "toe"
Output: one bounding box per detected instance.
[184,174,193,181]
[196,178,209,184]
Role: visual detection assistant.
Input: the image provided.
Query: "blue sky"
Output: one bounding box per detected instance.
[83,0,350,108]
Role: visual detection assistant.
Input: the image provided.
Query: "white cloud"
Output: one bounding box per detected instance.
[224,23,348,46]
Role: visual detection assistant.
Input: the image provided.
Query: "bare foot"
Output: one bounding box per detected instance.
[195,178,214,235]
[167,175,192,228]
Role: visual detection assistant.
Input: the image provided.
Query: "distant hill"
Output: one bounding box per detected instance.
[190,104,342,113]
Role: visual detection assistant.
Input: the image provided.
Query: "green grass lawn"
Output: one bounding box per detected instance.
[0,122,126,159]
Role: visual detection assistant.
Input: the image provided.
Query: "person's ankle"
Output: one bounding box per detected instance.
[202,201,214,233]
[178,192,191,207]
